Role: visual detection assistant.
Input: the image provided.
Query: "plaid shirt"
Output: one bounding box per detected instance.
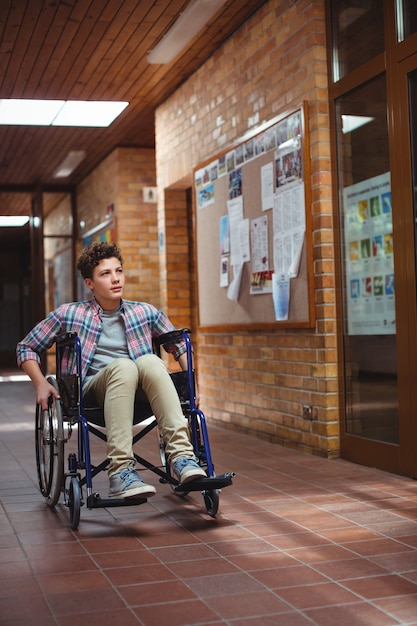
[16,298,186,380]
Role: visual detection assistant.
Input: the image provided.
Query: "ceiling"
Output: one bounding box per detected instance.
[0,0,266,216]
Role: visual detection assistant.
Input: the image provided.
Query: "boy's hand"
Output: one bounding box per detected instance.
[36,379,60,411]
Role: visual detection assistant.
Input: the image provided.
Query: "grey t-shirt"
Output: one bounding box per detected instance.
[86,308,129,378]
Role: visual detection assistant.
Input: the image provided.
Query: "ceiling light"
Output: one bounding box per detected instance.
[0,216,30,227]
[0,99,65,125]
[53,150,87,178]
[52,101,128,127]
[0,99,128,127]
[147,0,227,64]
[341,115,374,134]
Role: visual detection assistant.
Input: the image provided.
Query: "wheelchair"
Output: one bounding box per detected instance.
[35,328,233,529]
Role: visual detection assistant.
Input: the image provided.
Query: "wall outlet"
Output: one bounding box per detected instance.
[302,404,313,420]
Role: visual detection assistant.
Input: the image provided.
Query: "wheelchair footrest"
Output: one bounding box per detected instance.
[87,493,148,509]
[174,472,234,493]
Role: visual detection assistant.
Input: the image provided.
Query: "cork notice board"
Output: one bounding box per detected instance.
[194,103,315,329]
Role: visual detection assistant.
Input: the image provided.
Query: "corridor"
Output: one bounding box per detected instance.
[1,375,417,625]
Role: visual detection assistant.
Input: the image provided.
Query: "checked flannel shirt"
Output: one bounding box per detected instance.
[16,298,186,380]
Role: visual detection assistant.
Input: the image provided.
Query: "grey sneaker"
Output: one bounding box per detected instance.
[109,466,156,498]
[171,456,206,484]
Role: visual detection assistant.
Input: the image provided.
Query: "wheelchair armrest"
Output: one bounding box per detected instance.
[153,328,191,348]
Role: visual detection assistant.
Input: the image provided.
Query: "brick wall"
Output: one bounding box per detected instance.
[117,148,159,307]
[77,150,119,236]
[162,188,194,329]
[76,147,158,306]
[155,0,339,457]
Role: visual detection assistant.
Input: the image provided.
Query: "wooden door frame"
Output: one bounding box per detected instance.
[389,50,417,477]
[325,0,417,477]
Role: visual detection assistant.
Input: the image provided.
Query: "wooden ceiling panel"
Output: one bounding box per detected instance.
[0,0,267,215]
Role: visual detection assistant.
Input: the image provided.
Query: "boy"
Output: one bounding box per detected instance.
[17,241,206,498]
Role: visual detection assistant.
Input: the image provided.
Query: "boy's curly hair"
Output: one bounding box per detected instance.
[77,242,124,279]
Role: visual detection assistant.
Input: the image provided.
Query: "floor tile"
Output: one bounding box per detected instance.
[274,581,361,610]
[133,599,221,626]
[204,590,291,619]
[305,601,401,625]
[37,570,111,594]
[343,573,417,600]
[373,594,417,623]
[118,579,197,605]
[57,609,141,626]
[0,595,52,622]
[105,562,176,585]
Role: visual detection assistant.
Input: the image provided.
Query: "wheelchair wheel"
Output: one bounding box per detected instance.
[203,489,220,517]
[35,377,64,507]
[68,476,81,530]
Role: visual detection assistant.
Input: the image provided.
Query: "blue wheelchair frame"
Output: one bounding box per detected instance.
[35,328,233,529]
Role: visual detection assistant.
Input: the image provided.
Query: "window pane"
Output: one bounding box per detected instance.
[336,75,399,444]
[331,0,384,81]
[397,0,417,40]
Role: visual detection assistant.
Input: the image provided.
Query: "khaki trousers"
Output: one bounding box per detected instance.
[83,355,194,476]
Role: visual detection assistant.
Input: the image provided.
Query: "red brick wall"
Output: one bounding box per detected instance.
[117,148,159,307]
[76,147,158,306]
[77,150,119,236]
[155,0,339,457]
[162,188,194,329]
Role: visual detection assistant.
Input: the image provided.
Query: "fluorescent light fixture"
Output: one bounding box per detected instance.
[0,216,30,227]
[53,150,86,178]
[147,0,227,64]
[0,99,128,127]
[341,114,374,134]
[52,101,128,127]
[0,99,64,125]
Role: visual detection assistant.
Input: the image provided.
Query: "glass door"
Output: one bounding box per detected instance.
[336,73,401,471]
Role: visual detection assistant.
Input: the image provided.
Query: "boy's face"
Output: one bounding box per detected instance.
[84,256,125,310]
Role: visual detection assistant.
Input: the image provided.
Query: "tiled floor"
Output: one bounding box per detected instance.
[1,376,417,625]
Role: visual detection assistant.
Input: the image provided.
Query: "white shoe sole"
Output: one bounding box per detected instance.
[178,468,207,484]
[109,484,156,498]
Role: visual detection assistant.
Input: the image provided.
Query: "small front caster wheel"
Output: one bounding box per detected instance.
[68,476,81,530]
[203,489,219,517]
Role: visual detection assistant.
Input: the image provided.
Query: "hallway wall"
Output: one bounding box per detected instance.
[76,147,160,307]
[155,0,337,457]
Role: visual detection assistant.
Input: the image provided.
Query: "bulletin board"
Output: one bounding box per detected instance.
[193,103,315,329]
